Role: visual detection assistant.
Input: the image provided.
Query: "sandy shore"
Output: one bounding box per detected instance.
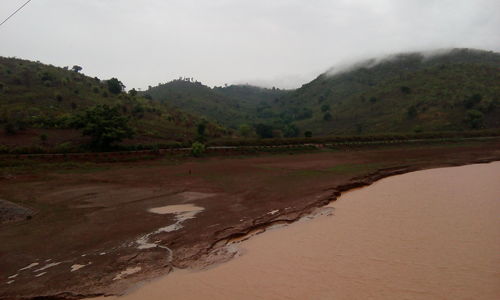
[90,162,500,300]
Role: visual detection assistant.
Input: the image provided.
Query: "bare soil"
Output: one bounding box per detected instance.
[0,141,499,299]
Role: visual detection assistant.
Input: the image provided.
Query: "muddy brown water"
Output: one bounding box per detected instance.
[91,162,500,300]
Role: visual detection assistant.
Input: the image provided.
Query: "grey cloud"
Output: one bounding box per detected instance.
[1,0,499,89]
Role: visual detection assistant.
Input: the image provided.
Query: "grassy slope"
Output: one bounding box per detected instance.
[0,57,229,149]
[278,48,500,135]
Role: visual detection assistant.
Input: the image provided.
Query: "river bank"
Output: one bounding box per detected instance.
[90,162,500,300]
[1,141,499,299]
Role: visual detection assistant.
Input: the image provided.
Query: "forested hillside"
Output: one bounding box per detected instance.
[142,79,287,129]
[0,57,228,151]
[271,48,500,135]
[1,48,498,151]
[143,48,500,137]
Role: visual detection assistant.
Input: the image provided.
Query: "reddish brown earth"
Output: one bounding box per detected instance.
[0,141,500,299]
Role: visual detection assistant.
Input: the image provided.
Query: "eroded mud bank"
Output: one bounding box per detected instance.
[90,162,500,300]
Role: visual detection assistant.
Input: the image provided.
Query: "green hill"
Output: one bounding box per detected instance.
[142,48,500,137]
[274,48,500,135]
[142,80,287,129]
[0,57,228,151]
[2,48,498,151]
[214,84,284,107]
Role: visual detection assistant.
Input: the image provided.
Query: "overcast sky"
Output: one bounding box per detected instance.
[1,0,499,89]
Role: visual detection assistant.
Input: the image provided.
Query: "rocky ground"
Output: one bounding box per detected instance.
[1,140,500,300]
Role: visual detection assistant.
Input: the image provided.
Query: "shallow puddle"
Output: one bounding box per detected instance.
[18,262,38,271]
[91,162,500,300]
[71,263,91,272]
[137,204,205,250]
[148,204,204,216]
[34,262,61,272]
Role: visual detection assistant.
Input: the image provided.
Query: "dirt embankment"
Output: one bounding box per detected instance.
[1,141,499,300]
[87,162,500,300]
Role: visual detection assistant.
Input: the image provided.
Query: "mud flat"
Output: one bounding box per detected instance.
[1,142,500,299]
[91,162,500,300]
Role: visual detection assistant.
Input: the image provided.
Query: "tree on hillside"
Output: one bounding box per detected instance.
[129,88,138,96]
[71,105,134,149]
[255,123,274,138]
[196,121,207,142]
[296,108,313,120]
[464,109,484,129]
[321,104,330,112]
[191,141,206,157]
[464,94,482,109]
[323,112,333,121]
[3,118,27,135]
[107,78,125,94]
[400,86,411,94]
[72,65,83,73]
[238,124,252,137]
[407,106,418,118]
[283,124,299,138]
